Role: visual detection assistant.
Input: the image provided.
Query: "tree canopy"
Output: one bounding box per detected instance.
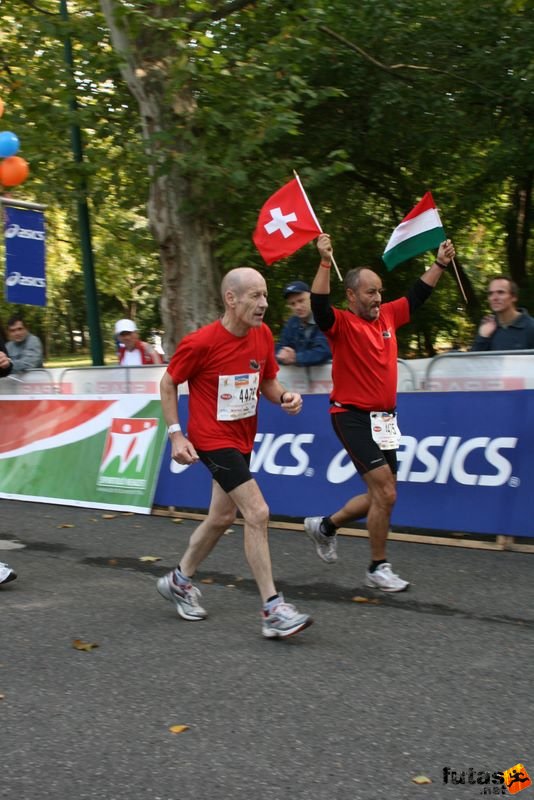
[0,0,532,359]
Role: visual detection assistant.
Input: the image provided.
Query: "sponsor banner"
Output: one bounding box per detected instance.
[4,206,47,306]
[154,391,534,537]
[0,396,166,513]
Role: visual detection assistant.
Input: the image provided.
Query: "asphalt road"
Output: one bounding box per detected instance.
[1,499,533,800]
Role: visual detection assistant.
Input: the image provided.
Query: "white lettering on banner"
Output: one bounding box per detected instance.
[251,433,315,476]
[397,436,518,486]
[5,271,46,288]
[5,223,45,241]
[327,435,519,487]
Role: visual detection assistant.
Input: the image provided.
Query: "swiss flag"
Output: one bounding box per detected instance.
[252,178,322,265]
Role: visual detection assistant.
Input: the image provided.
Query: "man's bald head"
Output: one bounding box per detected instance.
[221,268,266,306]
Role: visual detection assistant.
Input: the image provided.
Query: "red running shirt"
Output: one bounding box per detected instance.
[325,298,410,412]
[166,320,278,453]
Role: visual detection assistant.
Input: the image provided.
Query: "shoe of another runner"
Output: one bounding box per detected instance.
[304,516,338,564]
[365,562,409,592]
[157,571,207,620]
[262,595,313,639]
[0,561,17,585]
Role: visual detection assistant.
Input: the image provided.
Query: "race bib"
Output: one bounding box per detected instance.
[370,411,401,450]
[217,373,259,421]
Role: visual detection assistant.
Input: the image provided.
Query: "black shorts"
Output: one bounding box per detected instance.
[331,408,398,476]
[197,448,253,493]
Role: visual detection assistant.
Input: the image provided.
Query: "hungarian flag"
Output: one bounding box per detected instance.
[382,192,445,271]
[253,177,322,265]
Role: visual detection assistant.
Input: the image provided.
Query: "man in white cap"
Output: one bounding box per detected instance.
[115,319,164,365]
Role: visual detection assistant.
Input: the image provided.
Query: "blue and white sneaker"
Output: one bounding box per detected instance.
[262,595,313,639]
[157,571,207,620]
[0,561,17,585]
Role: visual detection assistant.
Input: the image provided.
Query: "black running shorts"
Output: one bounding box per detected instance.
[331,408,398,476]
[197,448,253,493]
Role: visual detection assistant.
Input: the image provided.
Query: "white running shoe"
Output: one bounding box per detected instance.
[365,563,409,592]
[304,516,338,564]
[262,594,313,639]
[157,571,207,620]
[0,561,17,585]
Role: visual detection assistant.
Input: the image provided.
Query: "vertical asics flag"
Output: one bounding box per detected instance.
[253,177,322,265]
[382,192,445,271]
[4,206,46,306]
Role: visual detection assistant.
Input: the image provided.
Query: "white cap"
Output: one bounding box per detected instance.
[115,318,137,335]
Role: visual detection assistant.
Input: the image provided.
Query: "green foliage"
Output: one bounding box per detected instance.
[1,0,532,355]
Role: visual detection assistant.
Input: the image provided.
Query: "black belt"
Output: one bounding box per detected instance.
[331,401,396,415]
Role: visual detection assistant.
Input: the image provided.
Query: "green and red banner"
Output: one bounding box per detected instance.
[0,396,167,513]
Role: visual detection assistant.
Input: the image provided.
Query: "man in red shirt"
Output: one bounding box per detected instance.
[159,267,312,639]
[304,233,455,591]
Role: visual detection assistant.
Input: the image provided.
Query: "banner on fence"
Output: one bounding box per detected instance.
[4,206,46,306]
[0,396,166,513]
[154,391,534,538]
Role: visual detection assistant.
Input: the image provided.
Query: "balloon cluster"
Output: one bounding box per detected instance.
[0,97,30,189]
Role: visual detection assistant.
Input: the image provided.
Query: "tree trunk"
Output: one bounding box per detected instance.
[506,173,532,289]
[99,0,222,355]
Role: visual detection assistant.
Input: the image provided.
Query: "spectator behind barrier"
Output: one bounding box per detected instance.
[6,315,44,373]
[276,280,332,367]
[115,318,164,366]
[471,276,534,351]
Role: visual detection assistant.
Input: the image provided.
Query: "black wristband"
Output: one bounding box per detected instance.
[280,392,287,405]
[434,260,449,269]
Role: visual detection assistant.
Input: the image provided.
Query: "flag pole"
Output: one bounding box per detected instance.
[293,170,343,281]
[450,257,468,305]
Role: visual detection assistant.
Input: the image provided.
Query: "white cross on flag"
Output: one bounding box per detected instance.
[252,177,322,265]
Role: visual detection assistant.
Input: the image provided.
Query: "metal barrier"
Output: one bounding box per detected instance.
[0,368,58,395]
[423,350,534,391]
[58,364,167,394]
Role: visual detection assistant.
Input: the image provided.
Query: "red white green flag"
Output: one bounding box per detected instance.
[382,192,445,271]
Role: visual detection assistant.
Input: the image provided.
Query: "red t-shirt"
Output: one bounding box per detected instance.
[166,320,278,453]
[325,298,410,411]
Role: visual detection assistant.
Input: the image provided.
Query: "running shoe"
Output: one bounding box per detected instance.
[0,561,17,585]
[262,595,313,639]
[157,571,207,620]
[304,516,338,564]
[365,563,409,592]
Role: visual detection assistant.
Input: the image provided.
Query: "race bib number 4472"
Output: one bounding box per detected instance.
[217,373,259,421]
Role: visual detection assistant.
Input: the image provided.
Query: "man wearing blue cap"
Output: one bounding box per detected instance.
[276,280,331,366]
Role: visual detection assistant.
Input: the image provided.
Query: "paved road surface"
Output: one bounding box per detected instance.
[1,499,532,800]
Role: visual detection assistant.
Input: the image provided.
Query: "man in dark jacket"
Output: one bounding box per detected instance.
[0,328,17,585]
[471,276,534,351]
[276,280,332,367]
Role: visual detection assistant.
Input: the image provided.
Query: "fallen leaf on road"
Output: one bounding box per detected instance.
[139,556,161,563]
[411,775,432,784]
[223,528,234,535]
[101,514,117,519]
[200,577,214,584]
[351,596,381,604]
[0,693,5,700]
[58,524,75,529]
[72,639,99,652]
[108,559,118,566]
[169,725,189,735]
[171,518,184,524]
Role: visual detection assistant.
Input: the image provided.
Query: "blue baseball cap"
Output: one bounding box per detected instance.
[283,280,310,298]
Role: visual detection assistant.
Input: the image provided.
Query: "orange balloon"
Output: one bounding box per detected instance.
[0,155,29,187]
[0,98,4,117]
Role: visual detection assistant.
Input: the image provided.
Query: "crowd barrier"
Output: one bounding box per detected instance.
[1,352,533,538]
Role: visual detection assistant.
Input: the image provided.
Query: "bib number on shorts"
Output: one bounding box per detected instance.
[217,373,259,421]
[370,411,401,450]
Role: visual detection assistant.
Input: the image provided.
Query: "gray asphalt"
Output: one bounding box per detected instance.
[1,499,533,800]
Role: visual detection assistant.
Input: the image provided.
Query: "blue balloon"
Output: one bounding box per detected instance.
[0,131,20,158]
